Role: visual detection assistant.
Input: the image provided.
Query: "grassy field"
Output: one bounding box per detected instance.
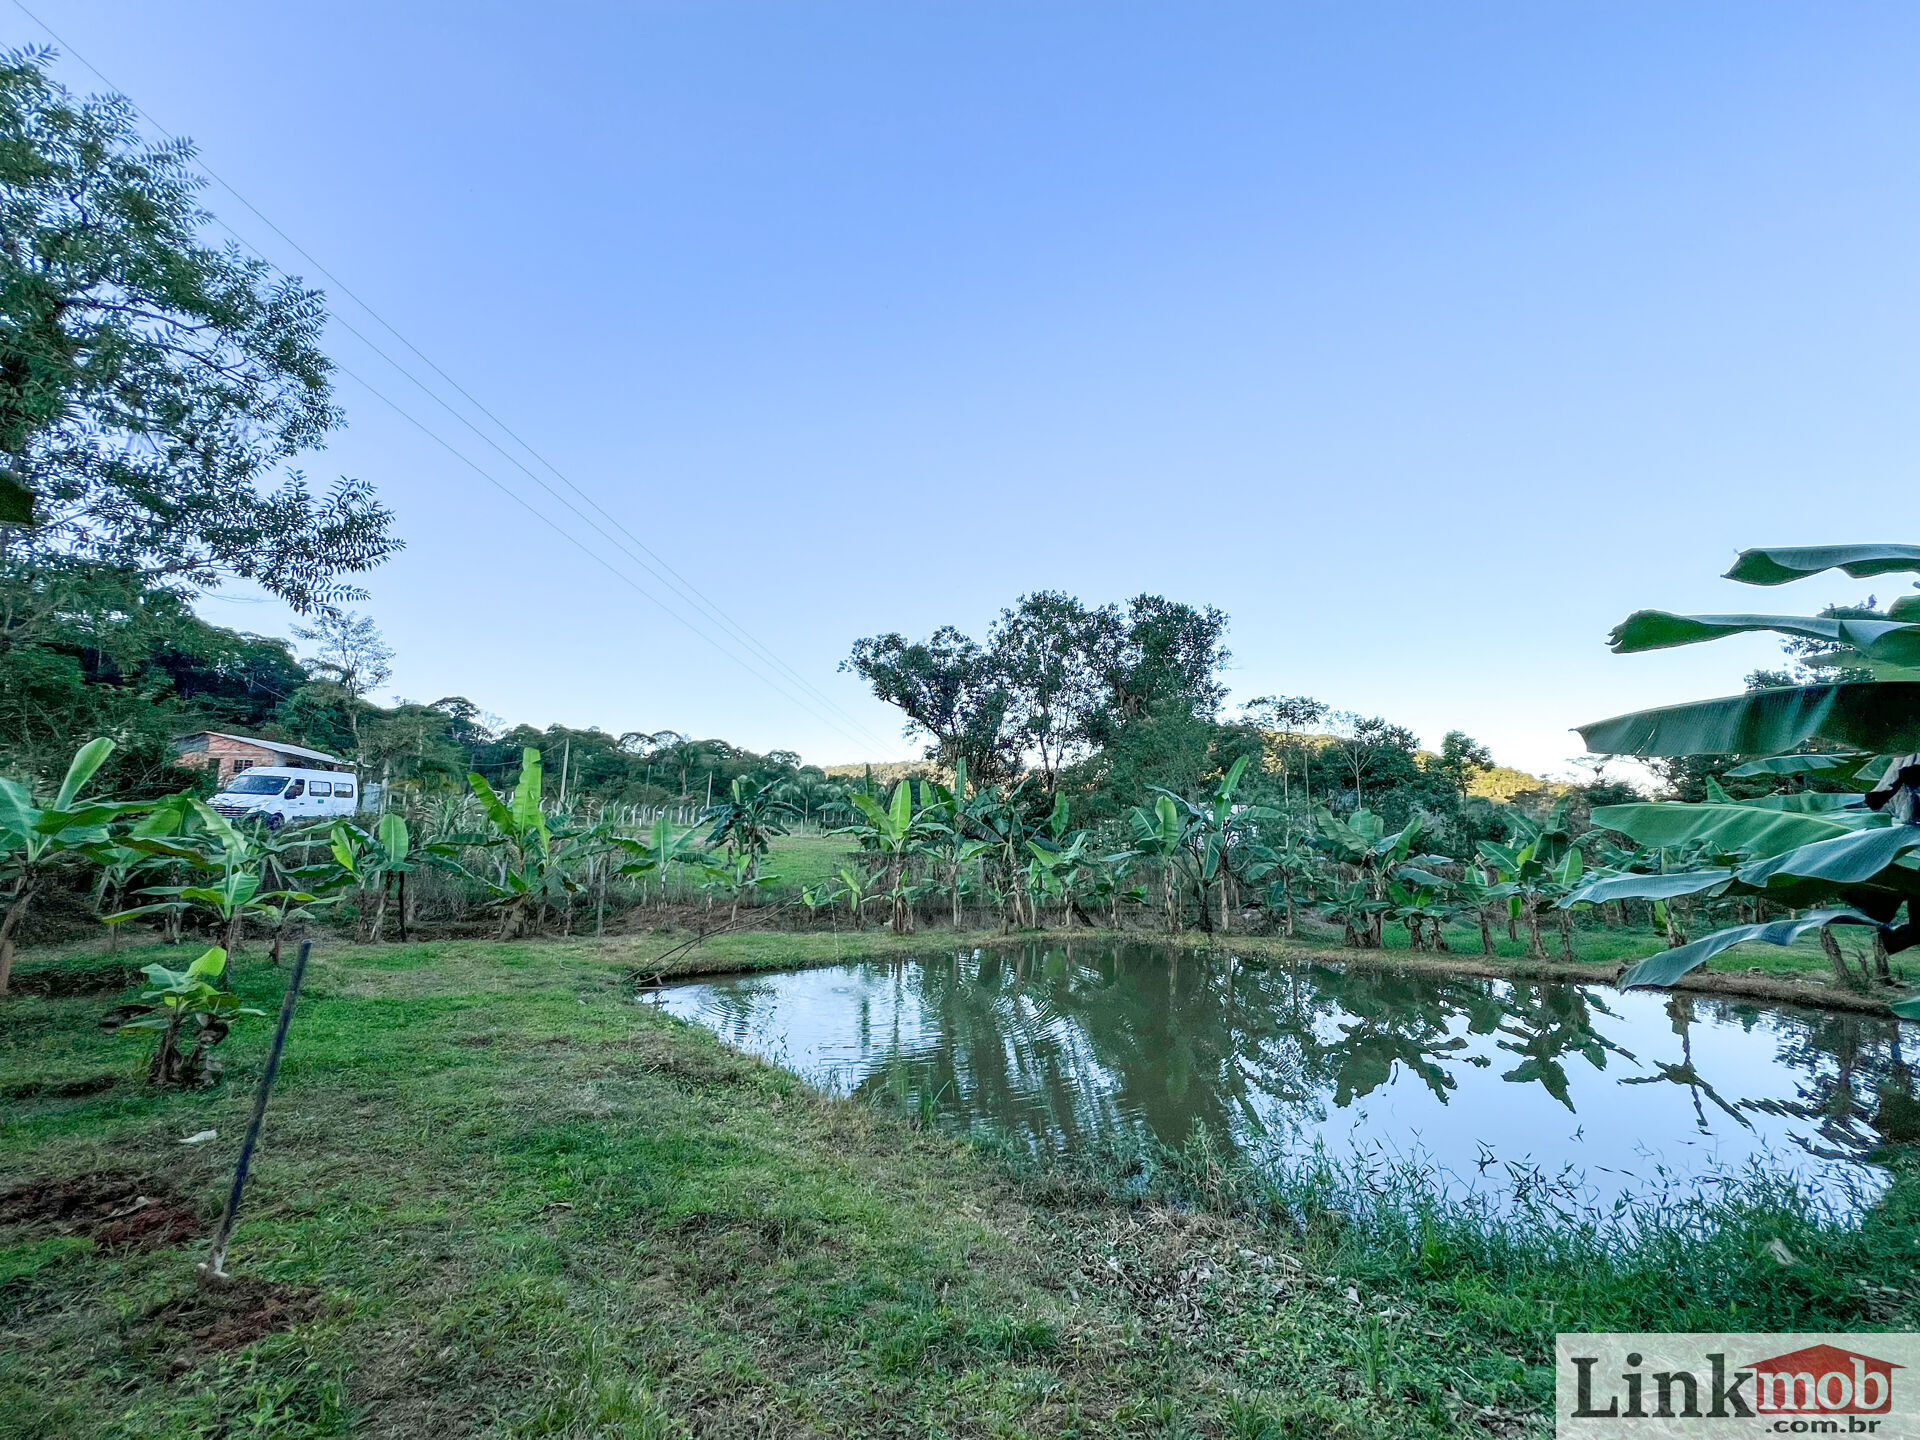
[761,832,859,894]
[4,933,1915,1438]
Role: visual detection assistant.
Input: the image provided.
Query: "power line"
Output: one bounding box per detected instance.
[9,0,895,753]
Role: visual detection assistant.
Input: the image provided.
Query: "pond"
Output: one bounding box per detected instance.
[651,942,1920,1209]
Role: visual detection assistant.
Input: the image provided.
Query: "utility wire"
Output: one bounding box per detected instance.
[10,0,894,752]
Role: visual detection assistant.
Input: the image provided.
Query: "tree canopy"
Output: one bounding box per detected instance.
[0,47,398,640]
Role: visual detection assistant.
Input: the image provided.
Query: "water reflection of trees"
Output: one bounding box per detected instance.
[685,945,1920,1170]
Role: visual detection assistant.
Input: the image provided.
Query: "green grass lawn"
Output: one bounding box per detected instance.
[762,831,859,894]
[4,934,1913,1437]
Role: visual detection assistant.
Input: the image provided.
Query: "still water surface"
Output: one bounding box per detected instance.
[652,943,1920,1205]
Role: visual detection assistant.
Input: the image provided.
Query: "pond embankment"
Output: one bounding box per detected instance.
[622,921,1911,1016]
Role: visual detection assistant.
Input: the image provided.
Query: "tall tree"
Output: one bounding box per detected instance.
[842,626,1018,783]
[0,48,398,653]
[987,591,1102,792]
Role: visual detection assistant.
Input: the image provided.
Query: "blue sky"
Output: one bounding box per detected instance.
[15,3,1920,775]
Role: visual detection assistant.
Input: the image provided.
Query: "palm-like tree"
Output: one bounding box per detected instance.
[701,776,796,888]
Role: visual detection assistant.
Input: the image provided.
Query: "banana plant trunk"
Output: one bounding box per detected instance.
[1524,902,1547,960]
[0,876,41,995]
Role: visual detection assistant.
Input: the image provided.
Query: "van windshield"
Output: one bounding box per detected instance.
[223,774,288,796]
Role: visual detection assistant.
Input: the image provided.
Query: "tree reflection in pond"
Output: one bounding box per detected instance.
[654,942,1920,1205]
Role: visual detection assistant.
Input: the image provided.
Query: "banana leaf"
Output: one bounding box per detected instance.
[1619,908,1879,989]
[1739,792,1867,812]
[1610,611,1920,667]
[1590,801,1881,856]
[1577,681,1920,758]
[1724,753,1869,778]
[1732,824,1920,889]
[1724,543,1920,586]
[1566,869,1735,905]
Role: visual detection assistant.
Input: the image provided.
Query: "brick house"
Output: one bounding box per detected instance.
[174,731,345,785]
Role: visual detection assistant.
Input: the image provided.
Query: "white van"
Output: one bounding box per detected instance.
[209,767,362,829]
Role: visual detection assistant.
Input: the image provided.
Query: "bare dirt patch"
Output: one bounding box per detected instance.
[9,965,143,997]
[150,1278,325,1366]
[1,1172,204,1249]
[3,1074,120,1101]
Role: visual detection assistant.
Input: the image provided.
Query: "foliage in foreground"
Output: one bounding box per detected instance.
[988,1123,1920,1363]
[1571,543,1920,1007]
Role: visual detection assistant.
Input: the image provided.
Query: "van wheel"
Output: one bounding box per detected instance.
[265,813,284,831]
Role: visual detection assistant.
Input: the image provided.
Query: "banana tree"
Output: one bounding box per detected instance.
[1027,828,1101,928]
[842,781,928,934]
[971,779,1048,930]
[1570,542,1920,1001]
[1143,755,1269,933]
[328,814,414,942]
[1477,800,1584,960]
[1256,840,1323,939]
[1398,862,1516,955]
[828,865,880,928]
[1317,878,1392,948]
[918,759,995,927]
[1127,793,1190,932]
[695,850,783,923]
[700,776,796,887]
[608,809,706,908]
[434,749,586,939]
[1311,807,1426,948]
[111,799,297,956]
[106,946,264,1086]
[0,738,140,994]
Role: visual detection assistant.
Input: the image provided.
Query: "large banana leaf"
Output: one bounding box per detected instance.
[1568,869,1735,905]
[1610,611,1920,667]
[1590,800,1881,856]
[1577,682,1920,757]
[1732,824,1920,889]
[468,771,514,833]
[52,737,114,812]
[508,749,546,841]
[1618,908,1879,988]
[1724,753,1868,778]
[1724,543,1920,586]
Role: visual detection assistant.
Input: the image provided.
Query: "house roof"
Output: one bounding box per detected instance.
[181,731,342,765]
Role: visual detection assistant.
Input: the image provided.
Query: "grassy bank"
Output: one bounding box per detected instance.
[4,937,1916,1437]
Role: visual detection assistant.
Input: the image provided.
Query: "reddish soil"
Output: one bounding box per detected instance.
[1,1172,204,1249]
[151,1278,325,1364]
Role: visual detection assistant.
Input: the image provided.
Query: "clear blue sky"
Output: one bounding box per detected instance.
[15,2,1920,775]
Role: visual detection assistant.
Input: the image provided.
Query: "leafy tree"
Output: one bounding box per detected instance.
[1436,731,1493,794]
[1325,713,1421,807]
[988,592,1102,791]
[1239,694,1331,807]
[0,48,398,641]
[294,609,393,700]
[842,627,1018,784]
[846,592,1230,792]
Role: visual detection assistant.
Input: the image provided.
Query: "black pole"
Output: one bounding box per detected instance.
[200,939,310,1283]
